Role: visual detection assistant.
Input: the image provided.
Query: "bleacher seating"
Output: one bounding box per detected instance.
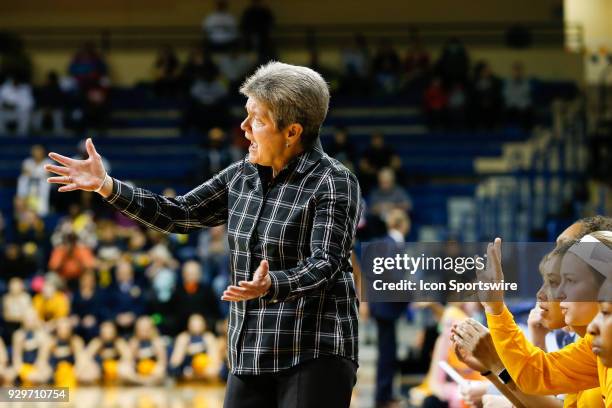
[0,80,580,240]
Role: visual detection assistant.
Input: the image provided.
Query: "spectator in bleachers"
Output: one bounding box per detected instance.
[402,29,430,90]
[82,321,130,384]
[2,277,31,344]
[124,229,149,267]
[0,243,37,281]
[12,308,52,386]
[13,198,46,250]
[145,244,178,333]
[503,61,533,130]
[197,224,230,290]
[447,81,468,129]
[359,132,402,194]
[68,42,108,91]
[372,39,401,95]
[369,167,413,218]
[95,221,123,285]
[200,127,235,180]
[0,75,34,136]
[339,33,371,96]
[240,0,275,61]
[181,48,218,90]
[423,76,448,130]
[32,273,70,325]
[470,61,502,129]
[185,66,230,135]
[48,231,95,285]
[0,337,15,385]
[123,316,167,385]
[217,45,256,93]
[17,144,51,217]
[48,317,87,388]
[67,43,110,134]
[70,270,104,342]
[107,259,145,336]
[436,37,470,86]
[152,45,180,98]
[202,0,239,52]
[32,71,66,134]
[327,126,357,171]
[169,313,222,381]
[52,202,98,249]
[170,260,221,335]
[82,74,110,135]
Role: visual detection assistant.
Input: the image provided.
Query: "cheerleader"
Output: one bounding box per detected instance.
[49,317,88,387]
[169,314,221,381]
[122,316,167,385]
[0,337,15,385]
[11,308,52,385]
[81,321,130,383]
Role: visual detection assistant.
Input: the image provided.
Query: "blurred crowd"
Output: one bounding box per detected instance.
[0,0,540,139]
[0,139,413,390]
[0,147,232,386]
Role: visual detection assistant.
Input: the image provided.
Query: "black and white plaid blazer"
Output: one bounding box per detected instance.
[104,140,361,374]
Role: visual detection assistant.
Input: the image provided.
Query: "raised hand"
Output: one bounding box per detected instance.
[222,260,272,302]
[476,237,504,315]
[46,138,108,194]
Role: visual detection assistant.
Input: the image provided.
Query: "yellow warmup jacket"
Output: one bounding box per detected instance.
[486,306,611,407]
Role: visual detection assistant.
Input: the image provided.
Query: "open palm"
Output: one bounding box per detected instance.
[46,138,107,192]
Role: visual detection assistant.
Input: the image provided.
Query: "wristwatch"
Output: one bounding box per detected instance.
[497,368,512,384]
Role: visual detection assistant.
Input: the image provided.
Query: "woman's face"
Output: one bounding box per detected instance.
[56,318,72,339]
[100,322,116,341]
[136,318,154,339]
[241,97,287,168]
[188,315,205,334]
[557,253,601,327]
[23,309,40,330]
[536,255,565,330]
[8,278,23,294]
[588,279,612,366]
[80,273,96,290]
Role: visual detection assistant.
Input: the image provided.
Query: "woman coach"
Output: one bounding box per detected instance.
[46,61,361,407]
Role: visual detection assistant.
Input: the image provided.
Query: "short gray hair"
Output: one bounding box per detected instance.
[240,61,330,148]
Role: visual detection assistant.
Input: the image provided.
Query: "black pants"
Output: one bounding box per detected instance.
[224,356,357,408]
[375,318,397,403]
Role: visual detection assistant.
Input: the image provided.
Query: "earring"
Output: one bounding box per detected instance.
[286,143,290,148]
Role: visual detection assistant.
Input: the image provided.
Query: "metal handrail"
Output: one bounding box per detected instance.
[6,21,583,51]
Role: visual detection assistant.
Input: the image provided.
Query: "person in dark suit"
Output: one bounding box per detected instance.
[104,260,145,337]
[168,260,220,336]
[368,208,411,408]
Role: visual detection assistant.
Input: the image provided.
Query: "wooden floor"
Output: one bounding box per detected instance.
[0,382,374,408]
